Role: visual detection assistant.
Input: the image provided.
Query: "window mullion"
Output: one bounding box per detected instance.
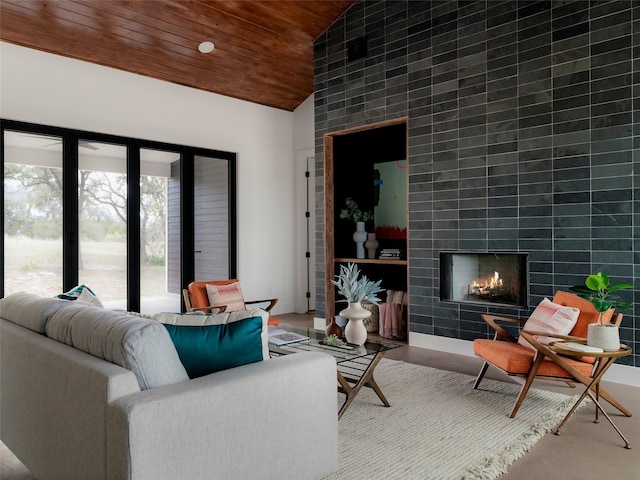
[62,134,79,290]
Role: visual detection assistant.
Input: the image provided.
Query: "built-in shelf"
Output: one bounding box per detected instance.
[335,257,408,266]
[324,118,409,342]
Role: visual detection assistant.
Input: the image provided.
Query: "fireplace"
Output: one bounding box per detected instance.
[440,252,528,308]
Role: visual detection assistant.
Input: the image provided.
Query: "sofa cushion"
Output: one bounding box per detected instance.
[46,305,188,390]
[517,297,579,351]
[155,309,261,325]
[163,316,265,378]
[474,339,594,377]
[0,292,73,334]
[155,308,270,362]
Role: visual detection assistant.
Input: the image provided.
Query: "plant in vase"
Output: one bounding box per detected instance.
[340,198,373,259]
[340,197,373,223]
[569,271,634,351]
[331,262,384,346]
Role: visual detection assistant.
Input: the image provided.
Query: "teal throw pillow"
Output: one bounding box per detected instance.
[163,316,264,378]
[58,284,103,307]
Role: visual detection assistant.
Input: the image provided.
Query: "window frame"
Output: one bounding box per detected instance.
[1,119,237,311]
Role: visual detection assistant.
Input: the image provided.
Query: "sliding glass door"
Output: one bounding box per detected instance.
[77,141,128,307]
[1,120,236,313]
[140,148,180,313]
[2,131,64,297]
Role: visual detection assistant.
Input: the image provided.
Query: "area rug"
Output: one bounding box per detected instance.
[0,443,35,480]
[324,359,586,480]
[0,359,585,480]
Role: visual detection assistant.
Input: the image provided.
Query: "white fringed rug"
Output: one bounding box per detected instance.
[324,359,586,480]
[1,360,585,480]
[0,443,35,480]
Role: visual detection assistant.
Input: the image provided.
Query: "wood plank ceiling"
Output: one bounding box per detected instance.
[0,0,354,111]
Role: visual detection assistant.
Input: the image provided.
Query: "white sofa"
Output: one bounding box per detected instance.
[0,293,338,480]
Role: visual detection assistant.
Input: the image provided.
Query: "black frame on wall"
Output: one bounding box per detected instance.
[0,119,237,311]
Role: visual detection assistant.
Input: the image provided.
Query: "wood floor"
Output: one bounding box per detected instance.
[279,312,640,479]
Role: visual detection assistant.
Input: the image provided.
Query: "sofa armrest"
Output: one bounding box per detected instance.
[106,352,338,480]
[1,319,140,480]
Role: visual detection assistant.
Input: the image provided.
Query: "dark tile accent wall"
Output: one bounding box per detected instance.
[314,0,639,367]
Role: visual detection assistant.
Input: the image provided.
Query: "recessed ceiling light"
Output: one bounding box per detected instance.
[198,41,215,54]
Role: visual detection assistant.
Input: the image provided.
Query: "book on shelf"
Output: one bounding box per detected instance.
[268,329,310,346]
[379,248,403,259]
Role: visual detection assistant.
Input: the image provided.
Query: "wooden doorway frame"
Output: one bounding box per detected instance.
[323,117,408,321]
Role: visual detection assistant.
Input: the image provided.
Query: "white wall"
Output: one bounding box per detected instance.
[292,95,316,313]
[0,42,305,313]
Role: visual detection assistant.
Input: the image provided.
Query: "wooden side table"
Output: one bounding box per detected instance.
[550,341,633,449]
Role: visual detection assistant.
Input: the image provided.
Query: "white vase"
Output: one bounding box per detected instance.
[352,222,367,259]
[340,302,371,346]
[364,232,379,259]
[587,323,620,352]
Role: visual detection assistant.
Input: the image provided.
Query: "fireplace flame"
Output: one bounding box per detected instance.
[471,271,504,295]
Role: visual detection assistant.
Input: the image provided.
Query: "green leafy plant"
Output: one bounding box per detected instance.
[569,271,634,325]
[323,334,347,347]
[331,262,383,304]
[340,197,373,222]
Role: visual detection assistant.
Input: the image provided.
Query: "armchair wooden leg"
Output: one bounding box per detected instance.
[509,352,545,418]
[473,361,489,389]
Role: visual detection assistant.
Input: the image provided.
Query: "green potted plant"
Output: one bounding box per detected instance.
[331,262,383,345]
[569,271,634,351]
[332,262,383,304]
[340,197,373,223]
[340,198,373,259]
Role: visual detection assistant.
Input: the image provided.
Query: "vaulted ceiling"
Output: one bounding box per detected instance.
[0,0,354,111]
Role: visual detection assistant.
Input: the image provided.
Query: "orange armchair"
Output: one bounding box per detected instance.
[473,291,631,418]
[183,280,278,316]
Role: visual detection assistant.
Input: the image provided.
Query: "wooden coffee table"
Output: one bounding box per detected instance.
[269,326,401,419]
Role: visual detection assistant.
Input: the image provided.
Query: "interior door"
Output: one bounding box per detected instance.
[294,149,315,313]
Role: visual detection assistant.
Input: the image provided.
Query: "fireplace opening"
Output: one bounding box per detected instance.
[440,252,528,308]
